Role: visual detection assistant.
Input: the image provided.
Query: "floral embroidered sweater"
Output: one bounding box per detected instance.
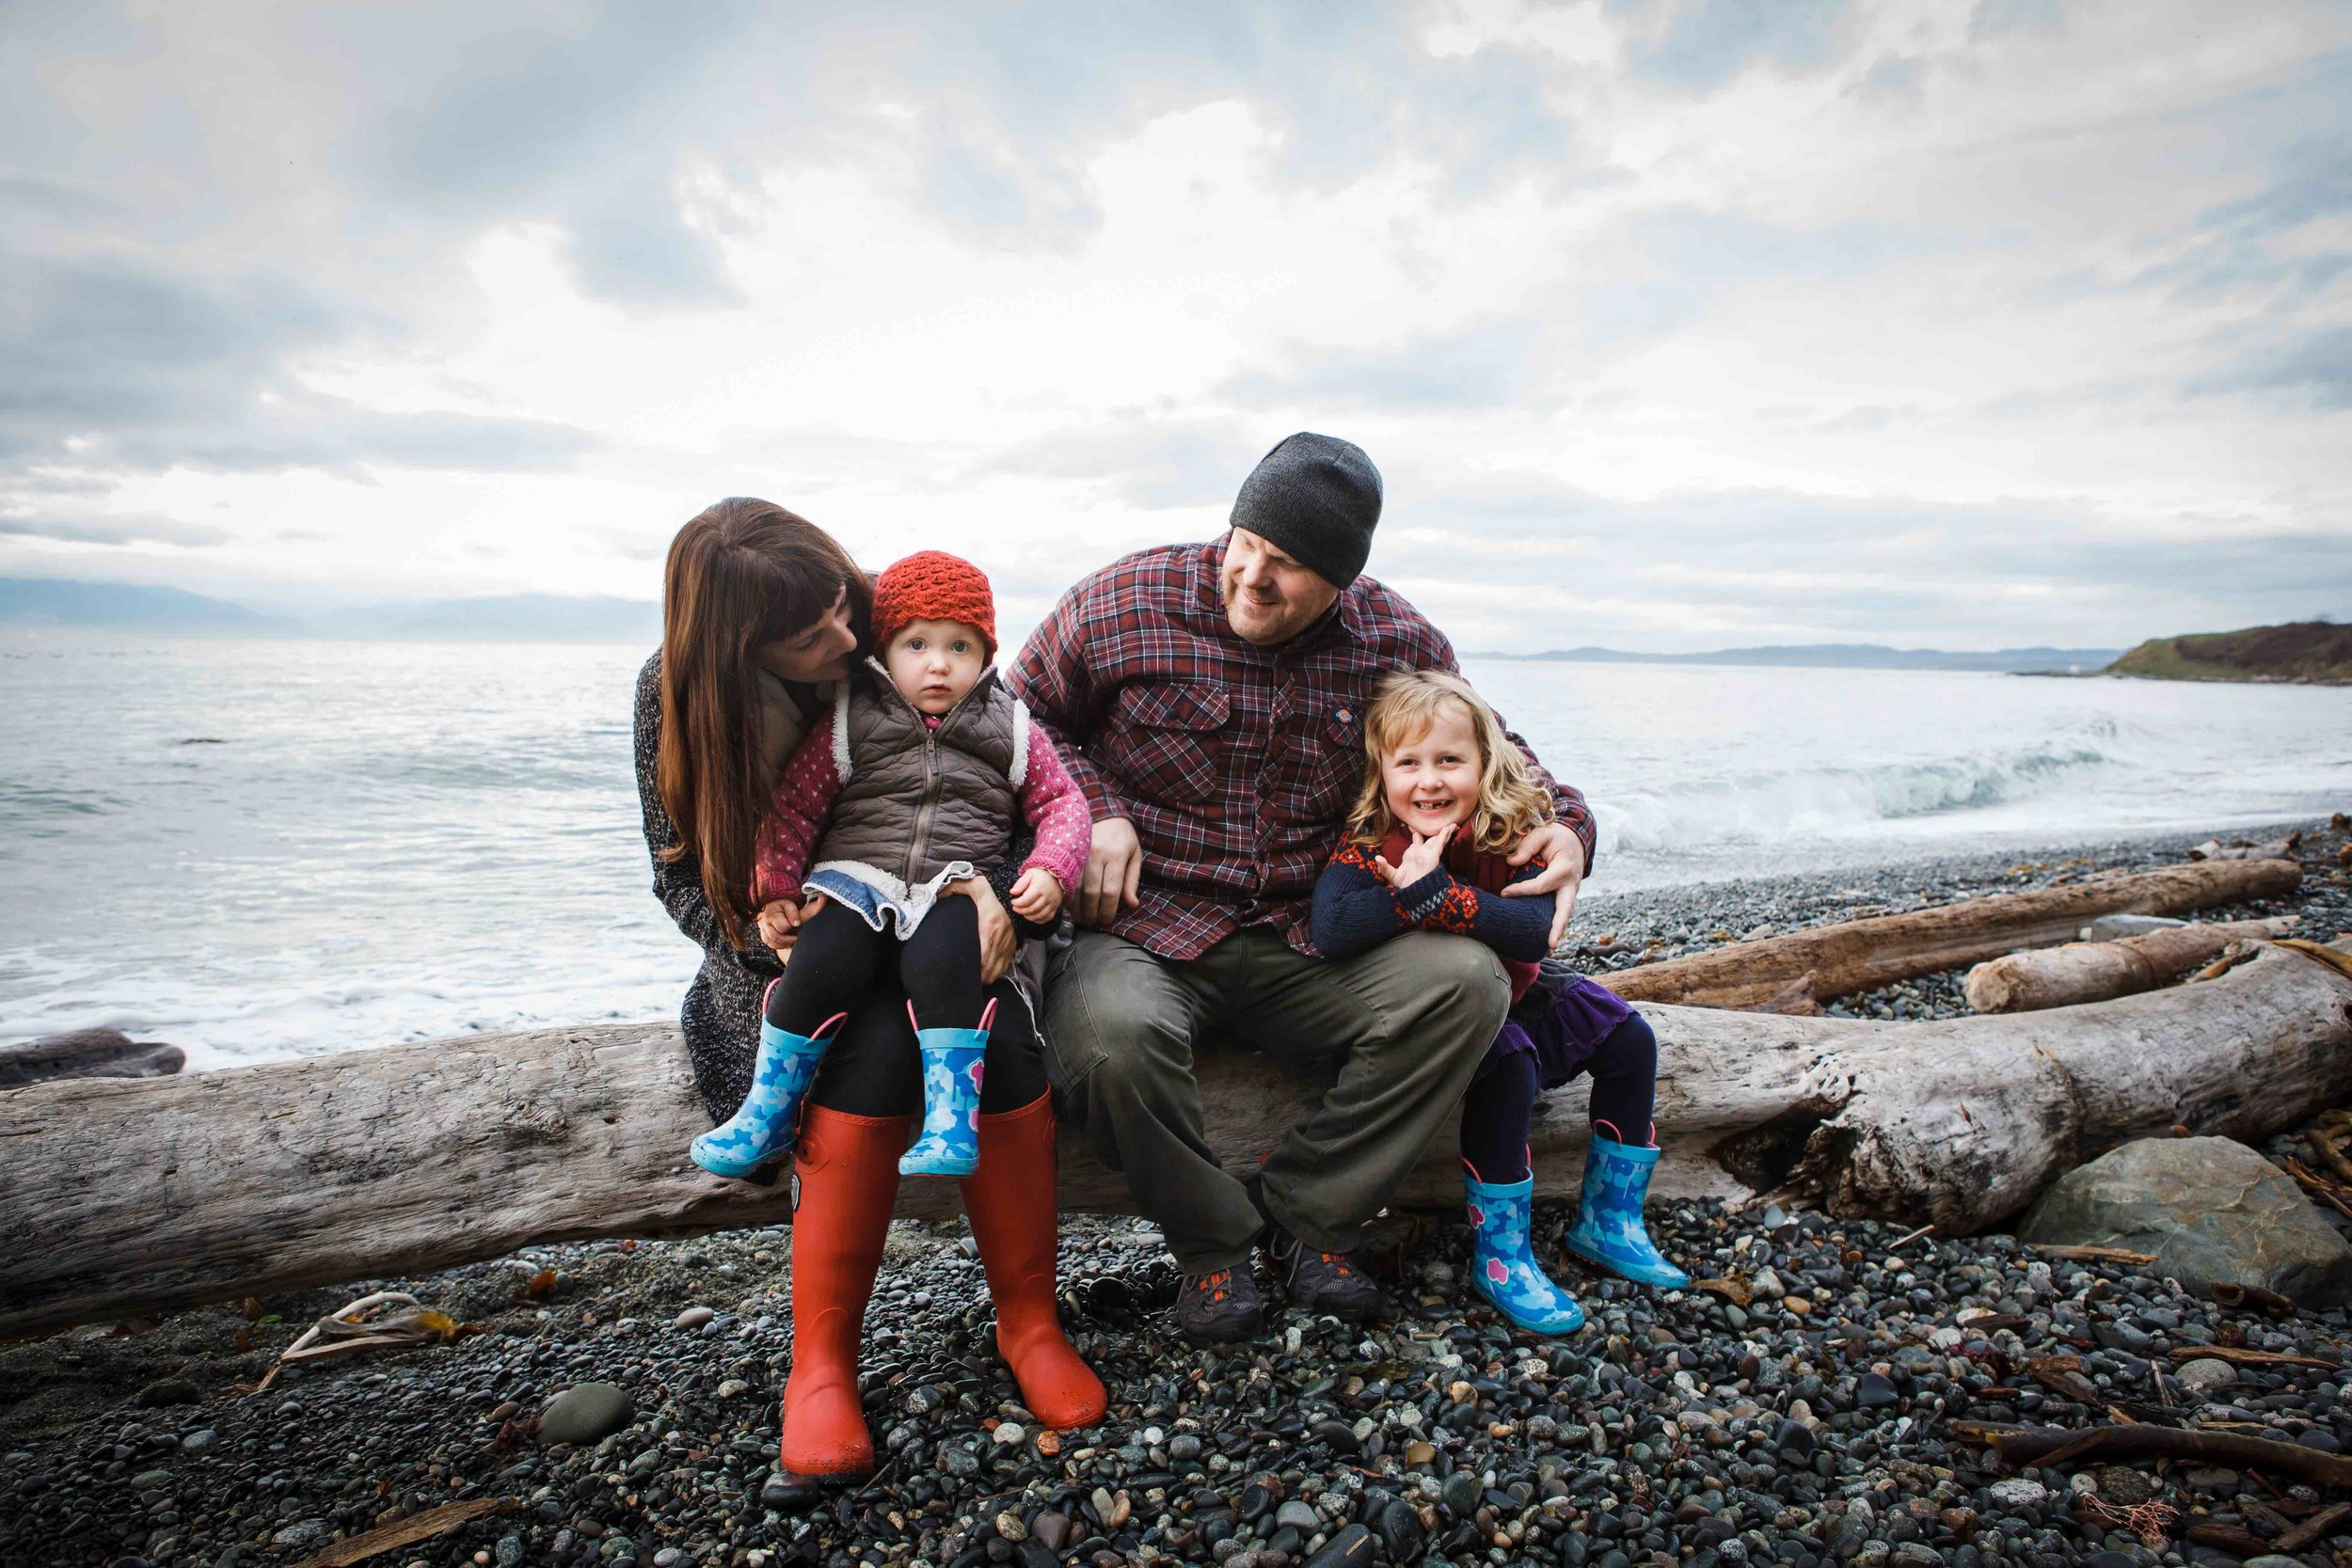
[1309,831,1557,1004]
[754,704,1093,906]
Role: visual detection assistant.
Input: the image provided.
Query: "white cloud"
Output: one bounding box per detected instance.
[0,0,2344,645]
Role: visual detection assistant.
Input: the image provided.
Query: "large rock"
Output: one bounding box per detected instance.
[2020,1136,2352,1307]
[0,1027,183,1086]
[538,1382,634,1445]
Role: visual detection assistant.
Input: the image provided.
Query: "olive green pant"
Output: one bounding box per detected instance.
[1041,927,1510,1272]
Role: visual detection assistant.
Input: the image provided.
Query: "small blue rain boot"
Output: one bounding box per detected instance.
[1464,1158,1585,1336]
[691,988,843,1179]
[898,1000,994,1178]
[1562,1130,1691,1290]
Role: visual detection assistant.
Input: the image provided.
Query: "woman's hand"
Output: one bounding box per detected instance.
[1377,823,1454,888]
[1500,822,1587,949]
[948,876,1019,985]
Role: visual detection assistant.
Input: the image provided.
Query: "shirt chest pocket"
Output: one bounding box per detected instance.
[1300,705,1368,817]
[1102,683,1231,809]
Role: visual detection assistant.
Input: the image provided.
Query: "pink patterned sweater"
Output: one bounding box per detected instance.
[753,705,1093,907]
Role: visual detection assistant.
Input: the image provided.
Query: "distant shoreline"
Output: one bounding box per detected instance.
[1466,644,2118,675]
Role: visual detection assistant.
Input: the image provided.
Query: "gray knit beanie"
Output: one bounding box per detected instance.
[1228,432,1383,589]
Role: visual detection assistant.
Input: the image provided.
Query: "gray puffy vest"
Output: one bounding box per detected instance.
[811,658,1025,888]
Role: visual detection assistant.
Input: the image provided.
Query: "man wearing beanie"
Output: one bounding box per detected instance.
[1009,434,1595,1343]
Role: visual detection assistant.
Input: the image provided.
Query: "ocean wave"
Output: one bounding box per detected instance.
[0,780,136,826]
[1594,739,2120,854]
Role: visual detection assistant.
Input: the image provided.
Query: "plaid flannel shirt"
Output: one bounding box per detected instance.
[1008,539,1596,959]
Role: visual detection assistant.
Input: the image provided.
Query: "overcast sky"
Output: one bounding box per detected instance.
[3,1,2347,652]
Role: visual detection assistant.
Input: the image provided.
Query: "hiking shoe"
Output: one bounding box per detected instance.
[1266,1227,1391,1322]
[1173,1265,1265,1344]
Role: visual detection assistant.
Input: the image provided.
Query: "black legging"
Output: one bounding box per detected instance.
[1460,1013,1659,1183]
[771,896,986,1034]
[784,899,1047,1117]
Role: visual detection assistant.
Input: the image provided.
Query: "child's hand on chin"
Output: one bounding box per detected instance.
[1009,867,1062,924]
[1378,822,1454,888]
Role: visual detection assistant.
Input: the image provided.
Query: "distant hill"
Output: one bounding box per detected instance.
[327,594,661,643]
[2107,622,2352,685]
[0,578,660,642]
[1471,642,2121,673]
[0,578,292,633]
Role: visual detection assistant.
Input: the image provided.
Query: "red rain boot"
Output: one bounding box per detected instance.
[779,1105,911,1477]
[960,1092,1108,1430]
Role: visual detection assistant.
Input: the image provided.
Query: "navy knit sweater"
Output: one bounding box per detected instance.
[1309,839,1554,969]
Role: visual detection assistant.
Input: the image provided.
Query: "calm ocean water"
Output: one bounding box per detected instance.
[3,632,2346,1069]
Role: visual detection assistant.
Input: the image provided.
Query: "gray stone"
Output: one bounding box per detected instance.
[269,1520,329,1551]
[1276,1500,1322,1531]
[538,1383,635,1446]
[673,1306,715,1329]
[2020,1136,2352,1307]
[2175,1358,2237,1393]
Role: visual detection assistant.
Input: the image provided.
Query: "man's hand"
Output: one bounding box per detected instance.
[1376,823,1453,888]
[1500,822,1587,950]
[1079,816,1143,928]
[946,877,1019,985]
[754,897,803,953]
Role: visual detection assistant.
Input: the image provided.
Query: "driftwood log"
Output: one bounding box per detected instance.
[0,1027,185,1086]
[3,942,2348,1338]
[1963,916,2299,1013]
[1963,1421,2352,1490]
[1598,857,2301,1010]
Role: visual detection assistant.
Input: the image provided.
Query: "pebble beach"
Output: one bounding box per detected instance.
[4,817,2348,1568]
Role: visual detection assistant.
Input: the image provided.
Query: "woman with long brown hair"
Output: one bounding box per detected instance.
[632,497,1102,1482]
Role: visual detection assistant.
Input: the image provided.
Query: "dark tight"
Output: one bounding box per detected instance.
[769,896,985,1034]
[1460,1013,1659,1183]
[782,897,1047,1117]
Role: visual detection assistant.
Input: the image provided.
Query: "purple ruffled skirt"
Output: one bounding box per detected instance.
[1473,964,1635,1090]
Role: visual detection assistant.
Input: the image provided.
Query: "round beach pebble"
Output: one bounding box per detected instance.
[537,1382,633,1445]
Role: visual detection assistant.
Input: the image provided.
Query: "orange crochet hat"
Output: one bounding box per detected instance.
[871,550,996,657]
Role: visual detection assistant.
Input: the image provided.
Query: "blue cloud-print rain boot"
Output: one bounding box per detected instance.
[1562,1131,1692,1290]
[1463,1159,1585,1336]
[690,988,843,1179]
[898,1000,995,1179]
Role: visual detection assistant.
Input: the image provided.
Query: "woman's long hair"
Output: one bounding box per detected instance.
[1345,669,1553,855]
[656,498,872,949]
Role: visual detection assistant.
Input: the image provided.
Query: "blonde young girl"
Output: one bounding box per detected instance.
[1309,669,1686,1335]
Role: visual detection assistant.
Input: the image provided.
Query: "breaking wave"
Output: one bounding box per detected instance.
[1593,739,2122,855]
